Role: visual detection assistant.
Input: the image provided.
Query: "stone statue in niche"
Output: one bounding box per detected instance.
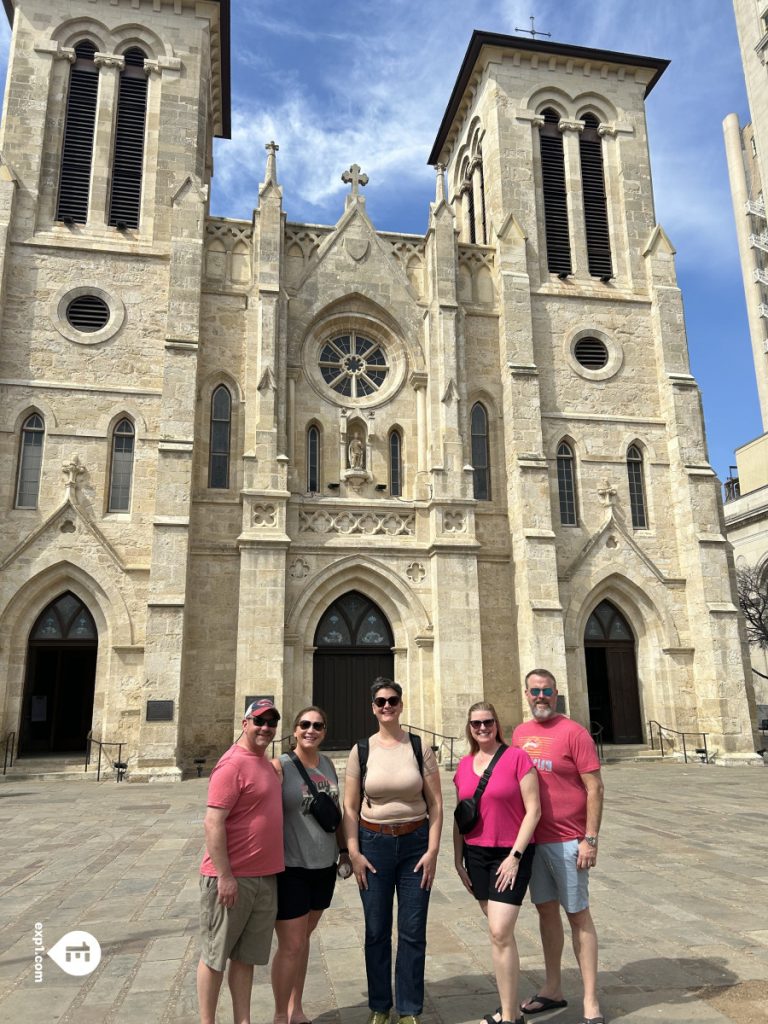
[348,432,365,469]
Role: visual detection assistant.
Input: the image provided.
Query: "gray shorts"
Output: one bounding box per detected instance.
[529,840,589,913]
[199,874,277,971]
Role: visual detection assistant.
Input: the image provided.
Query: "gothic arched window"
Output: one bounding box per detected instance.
[209,385,231,489]
[389,429,402,497]
[16,414,45,509]
[580,113,612,279]
[471,402,491,501]
[307,425,320,493]
[56,40,99,224]
[627,444,647,528]
[557,441,578,525]
[539,108,572,275]
[108,48,148,229]
[108,418,135,512]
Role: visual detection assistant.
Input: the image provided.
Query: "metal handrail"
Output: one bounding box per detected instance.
[647,720,708,764]
[85,730,126,781]
[3,730,16,775]
[270,733,293,757]
[402,723,459,770]
[590,721,605,763]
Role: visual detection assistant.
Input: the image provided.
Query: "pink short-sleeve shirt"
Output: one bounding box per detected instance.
[453,745,535,847]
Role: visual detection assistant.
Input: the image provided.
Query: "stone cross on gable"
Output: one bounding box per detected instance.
[342,164,369,196]
[264,140,279,185]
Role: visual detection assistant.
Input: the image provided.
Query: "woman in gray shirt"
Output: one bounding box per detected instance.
[271,706,350,1024]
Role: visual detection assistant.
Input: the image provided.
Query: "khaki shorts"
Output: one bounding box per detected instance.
[199,874,277,971]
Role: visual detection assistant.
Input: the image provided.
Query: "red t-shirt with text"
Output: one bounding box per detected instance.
[200,744,284,877]
[511,715,600,843]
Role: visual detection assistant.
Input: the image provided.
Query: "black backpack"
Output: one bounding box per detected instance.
[357,732,424,809]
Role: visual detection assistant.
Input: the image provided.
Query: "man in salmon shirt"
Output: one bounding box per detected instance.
[197,698,285,1024]
[512,670,605,1024]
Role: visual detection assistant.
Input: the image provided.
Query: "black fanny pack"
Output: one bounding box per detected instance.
[454,744,507,835]
[289,752,342,833]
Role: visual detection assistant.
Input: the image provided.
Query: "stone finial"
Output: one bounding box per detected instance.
[597,478,617,508]
[435,163,446,203]
[342,164,369,197]
[62,456,86,502]
[264,141,279,185]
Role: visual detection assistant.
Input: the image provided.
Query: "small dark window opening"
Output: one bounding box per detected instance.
[389,430,402,497]
[209,385,231,489]
[627,444,648,529]
[466,182,476,244]
[108,418,135,512]
[108,48,148,229]
[557,441,578,526]
[580,114,613,279]
[56,40,99,224]
[16,414,45,509]
[471,402,491,501]
[574,336,608,370]
[307,426,320,492]
[540,109,572,275]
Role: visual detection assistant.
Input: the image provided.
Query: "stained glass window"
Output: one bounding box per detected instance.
[31,593,97,642]
[319,334,389,398]
[314,592,393,649]
[471,403,491,500]
[627,444,647,529]
[585,600,633,643]
[108,418,134,512]
[16,413,45,509]
[557,441,577,525]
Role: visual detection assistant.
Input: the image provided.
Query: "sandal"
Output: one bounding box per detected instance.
[483,1011,501,1024]
[519,995,568,1016]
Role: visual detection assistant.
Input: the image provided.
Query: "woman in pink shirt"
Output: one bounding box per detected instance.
[453,701,540,1024]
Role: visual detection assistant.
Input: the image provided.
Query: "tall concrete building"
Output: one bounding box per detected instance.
[0,1,759,779]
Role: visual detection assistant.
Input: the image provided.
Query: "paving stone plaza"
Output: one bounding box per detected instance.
[1,761,766,1024]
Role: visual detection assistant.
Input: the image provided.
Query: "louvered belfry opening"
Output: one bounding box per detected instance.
[56,41,99,224]
[580,113,613,279]
[108,48,148,229]
[539,109,572,275]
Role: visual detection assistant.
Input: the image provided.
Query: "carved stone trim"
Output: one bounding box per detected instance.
[558,119,585,134]
[94,52,126,70]
[298,508,415,537]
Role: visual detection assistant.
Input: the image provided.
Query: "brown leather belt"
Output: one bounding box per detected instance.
[360,817,427,836]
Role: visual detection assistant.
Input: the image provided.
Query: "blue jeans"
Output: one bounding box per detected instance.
[359,822,430,1016]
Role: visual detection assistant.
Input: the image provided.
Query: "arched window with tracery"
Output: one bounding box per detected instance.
[56,40,99,224]
[471,402,491,501]
[108,418,135,511]
[307,425,320,493]
[627,443,647,528]
[580,113,612,279]
[108,48,148,229]
[557,440,578,525]
[16,413,45,509]
[209,385,231,489]
[539,108,572,275]
[389,429,402,497]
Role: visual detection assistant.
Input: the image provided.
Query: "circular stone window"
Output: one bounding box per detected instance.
[574,336,608,370]
[319,333,389,398]
[66,295,110,333]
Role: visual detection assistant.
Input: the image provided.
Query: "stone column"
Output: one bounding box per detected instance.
[91,53,124,228]
[559,120,588,277]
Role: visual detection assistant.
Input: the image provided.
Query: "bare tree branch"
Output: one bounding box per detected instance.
[736,563,768,648]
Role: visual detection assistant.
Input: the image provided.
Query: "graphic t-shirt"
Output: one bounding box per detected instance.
[453,745,535,847]
[511,715,600,843]
[280,753,339,869]
[200,743,284,877]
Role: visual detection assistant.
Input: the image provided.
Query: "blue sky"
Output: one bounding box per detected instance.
[0,1,757,482]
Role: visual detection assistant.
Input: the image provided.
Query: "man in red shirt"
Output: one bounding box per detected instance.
[512,670,604,1024]
[197,699,285,1024]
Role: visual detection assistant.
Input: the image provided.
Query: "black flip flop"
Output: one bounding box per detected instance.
[520,995,568,1016]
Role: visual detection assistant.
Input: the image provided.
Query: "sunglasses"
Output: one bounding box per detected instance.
[528,687,554,697]
[469,718,496,730]
[373,695,401,708]
[298,720,326,731]
[250,716,279,728]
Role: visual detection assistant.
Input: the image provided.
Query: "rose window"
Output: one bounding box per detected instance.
[319,334,389,398]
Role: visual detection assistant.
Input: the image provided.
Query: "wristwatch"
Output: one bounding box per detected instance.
[584,835,598,848]
[512,849,522,860]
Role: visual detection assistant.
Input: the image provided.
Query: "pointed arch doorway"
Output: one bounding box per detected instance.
[584,600,643,744]
[313,591,394,748]
[18,592,98,755]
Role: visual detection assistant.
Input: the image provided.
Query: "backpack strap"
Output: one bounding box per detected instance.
[357,737,370,808]
[408,732,424,777]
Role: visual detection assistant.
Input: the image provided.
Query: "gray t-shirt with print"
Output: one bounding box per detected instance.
[279,752,340,869]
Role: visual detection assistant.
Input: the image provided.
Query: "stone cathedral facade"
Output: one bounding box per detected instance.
[0,2,759,779]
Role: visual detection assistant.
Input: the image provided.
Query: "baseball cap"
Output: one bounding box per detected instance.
[244,698,280,721]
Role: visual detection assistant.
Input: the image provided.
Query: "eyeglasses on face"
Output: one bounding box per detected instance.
[528,687,554,697]
[469,718,496,730]
[298,720,326,731]
[373,695,400,708]
[250,716,279,728]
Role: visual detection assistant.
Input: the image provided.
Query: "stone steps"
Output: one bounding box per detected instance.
[1,754,117,782]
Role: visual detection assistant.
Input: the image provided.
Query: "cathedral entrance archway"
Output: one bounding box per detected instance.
[313,591,394,748]
[18,592,98,755]
[584,600,643,744]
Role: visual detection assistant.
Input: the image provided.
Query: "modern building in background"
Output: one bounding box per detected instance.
[0,0,759,779]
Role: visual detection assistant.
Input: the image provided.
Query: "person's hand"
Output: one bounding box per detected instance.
[576,839,598,870]
[455,861,473,894]
[216,874,238,907]
[414,849,438,890]
[350,851,376,890]
[494,855,520,892]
